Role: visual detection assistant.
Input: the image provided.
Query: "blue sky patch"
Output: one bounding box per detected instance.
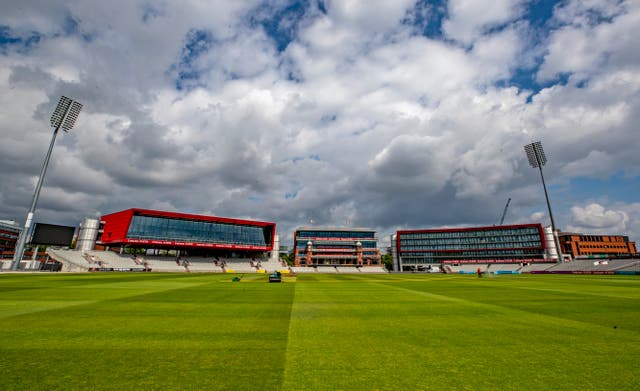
[525,0,560,29]
[173,29,214,90]
[250,0,315,52]
[0,26,42,54]
[403,0,447,39]
[569,174,640,204]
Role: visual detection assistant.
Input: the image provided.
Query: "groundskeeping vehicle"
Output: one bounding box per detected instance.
[268,271,282,283]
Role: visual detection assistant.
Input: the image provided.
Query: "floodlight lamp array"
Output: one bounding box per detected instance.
[49,96,83,132]
[62,101,83,131]
[524,141,547,168]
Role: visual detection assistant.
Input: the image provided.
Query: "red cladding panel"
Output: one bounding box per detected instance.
[126,208,274,227]
[100,209,134,244]
[99,208,276,251]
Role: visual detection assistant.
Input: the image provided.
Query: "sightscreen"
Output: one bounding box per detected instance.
[31,223,75,246]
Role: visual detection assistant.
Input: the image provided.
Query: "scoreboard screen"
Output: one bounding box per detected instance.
[31,223,75,246]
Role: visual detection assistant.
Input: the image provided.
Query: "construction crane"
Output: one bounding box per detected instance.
[498,198,511,226]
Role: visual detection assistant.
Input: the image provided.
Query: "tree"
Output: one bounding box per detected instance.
[381,253,393,271]
[280,251,294,266]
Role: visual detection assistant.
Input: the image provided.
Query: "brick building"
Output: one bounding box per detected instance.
[558,233,637,259]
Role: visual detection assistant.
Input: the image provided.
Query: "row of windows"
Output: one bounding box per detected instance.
[400,227,539,240]
[578,244,629,249]
[296,241,378,249]
[401,241,542,251]
[400,255,543,264]
[572,235,629,242]
[0,232,19,240]
[296,231,376,240]
[127,215,268,247]
[401,248,543,259]
[400,235,541,246]
[299,250,380,255]
[314,244,377,249]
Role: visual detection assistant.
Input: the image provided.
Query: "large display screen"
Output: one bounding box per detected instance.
[31,223,75,246]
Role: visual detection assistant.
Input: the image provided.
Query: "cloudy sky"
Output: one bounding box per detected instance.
[1,0,639,247]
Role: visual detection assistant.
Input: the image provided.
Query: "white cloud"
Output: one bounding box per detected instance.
[561,150,616,178]
[538,0,639,81]
[443,0,526,45]
[568,203,628,233]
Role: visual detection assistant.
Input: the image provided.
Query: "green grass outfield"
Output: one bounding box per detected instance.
[0,273,638,390]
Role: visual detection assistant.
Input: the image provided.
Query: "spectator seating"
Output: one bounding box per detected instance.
[358,266,388,273]
[547,259,601,272]
[86,251,142,270]
[315,266,338,273]
[183,257,224,272]
[336,266,361,273]
[487,263,521,272]
[518,263,554,272]
[291,266,316,273]
[257,258,283,273]
[46,248,92,271]
[444,265,460,273]
[140,256,185,272]
[458,264,488,273]
[614,260,640,272]
[221,258,256,272]
[547,258,640,273]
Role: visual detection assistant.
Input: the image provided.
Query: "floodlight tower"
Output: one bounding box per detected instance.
[524,141,563,262]
[10,96,83,270]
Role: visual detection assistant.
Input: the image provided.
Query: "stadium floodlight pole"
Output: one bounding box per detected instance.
[524,141,564,263]
[10,96,83,270]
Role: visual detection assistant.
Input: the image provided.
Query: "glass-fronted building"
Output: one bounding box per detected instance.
[394,224,546,271]
[99,209,275,252]
[0,220,21,259]
[293,227,380,267]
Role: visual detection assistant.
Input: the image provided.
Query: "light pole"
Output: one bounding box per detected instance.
[524,141,563,262]
[10,96,82,270]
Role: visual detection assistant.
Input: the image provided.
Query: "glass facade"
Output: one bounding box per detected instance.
[398,225,545,264]
[293,228,380,266]
[296,241,378,250]
[296,230,376,239]
[127,214,269,247]
[0,221,20,257]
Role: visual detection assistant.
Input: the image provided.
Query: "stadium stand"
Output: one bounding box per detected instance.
[316,266,338,273]
[444,265,459,273]
[256,258,283,273]
[487,264,521,272]
[541,258,638,273]
[182,257,224,273]
[140,256,185,272]
[545,260,576,272]
[547,260,602,272]
[86,251,143,270]
[602,259,639,271]
[222,258,257,272]
[336,266,361,273]
[291,266,316,273]
[458,264,488,273]
[358,266,388,273]
[47,248,92,271]
[614,260,640,273]
[519,263,555,273]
